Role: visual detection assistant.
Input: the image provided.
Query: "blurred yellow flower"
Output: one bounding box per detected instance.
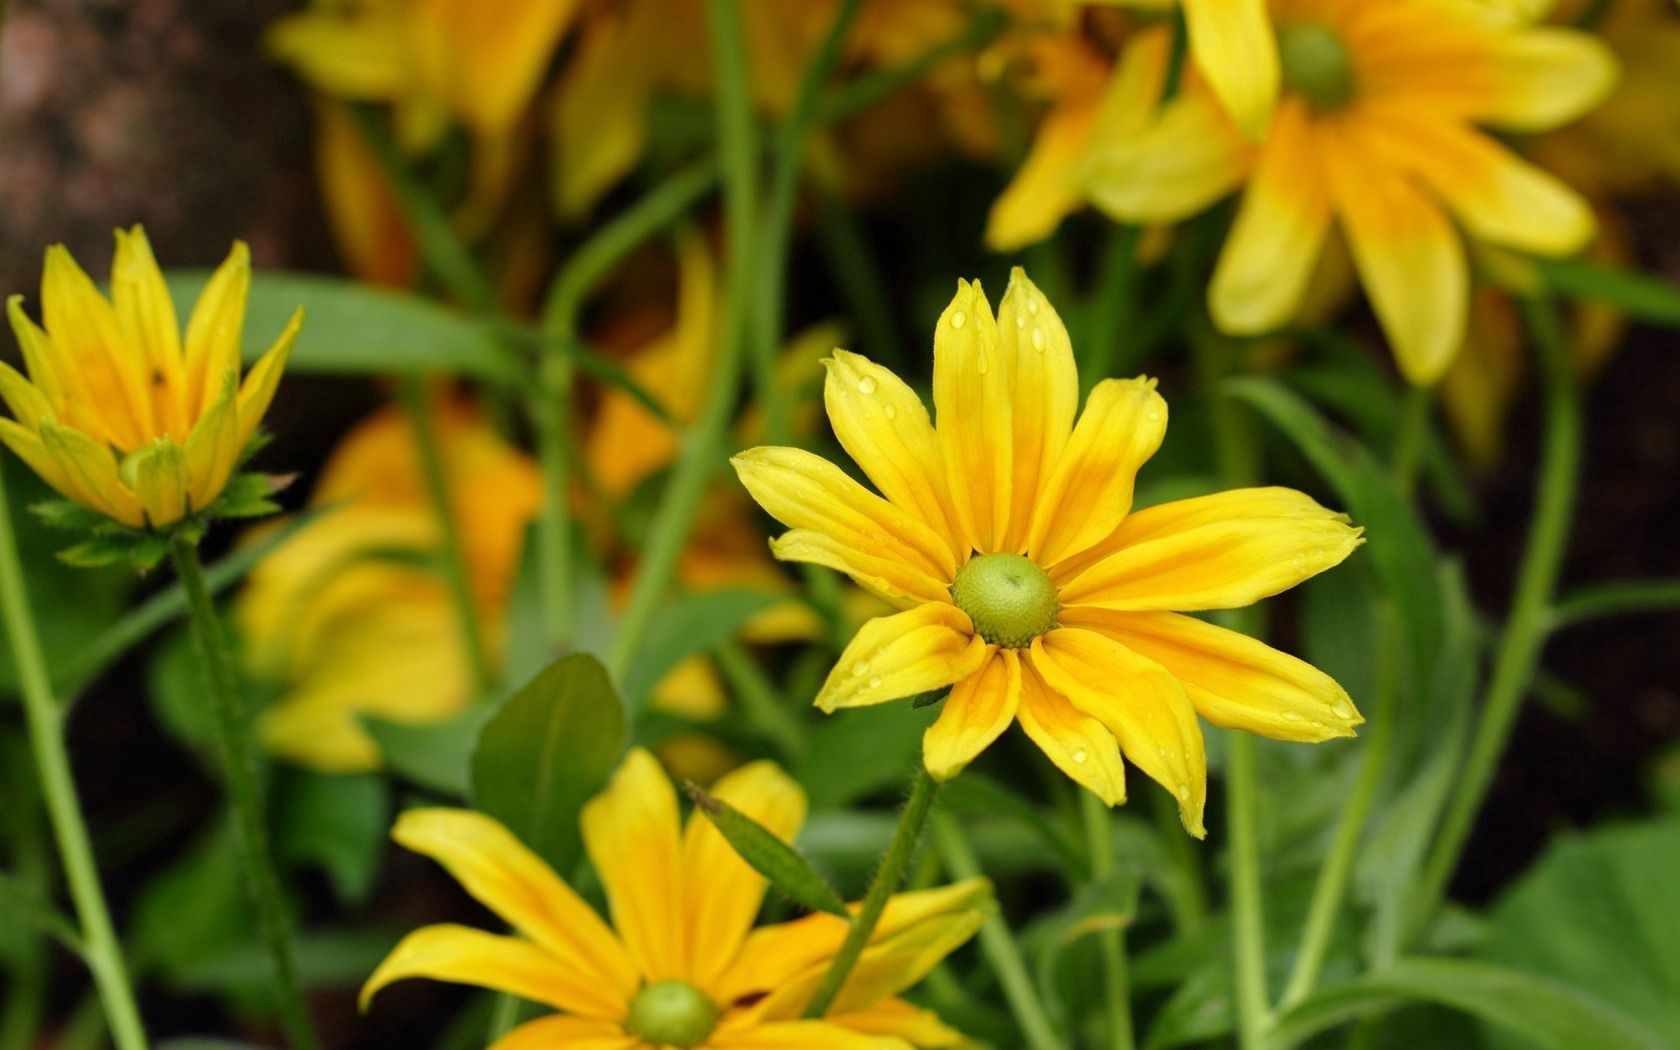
[0,228,297,529]
[1082,1,1616,385]
[734,270,1362,835]
[238,398,539,772]
[364,748,986,1048]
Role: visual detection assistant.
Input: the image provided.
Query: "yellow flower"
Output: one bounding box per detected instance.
[1081,2,1616,385]
[238,399,540,772]
[364,749,987,1048]
[734,271,1363,835]
[0,228,298,529]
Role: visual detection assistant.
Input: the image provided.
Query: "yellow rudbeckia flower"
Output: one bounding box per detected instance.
[364,749,986,1048]
[733,270,1363,836]
[1082,3,1616,385]
[0,228,298,530]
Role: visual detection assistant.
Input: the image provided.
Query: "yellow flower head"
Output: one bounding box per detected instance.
[364,749,987,1048]
[239,399,540,772]
[1083,2,1617,385]
[734,270,1364,836]
[0,228,298,529]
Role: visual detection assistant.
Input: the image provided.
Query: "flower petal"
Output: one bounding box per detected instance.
[490,1016,636,1050]
[182,373,240,513]
[684,760,808,991]
[933,279,1011,553]
[1183,0,1279,138]
[38,421,145,527]
[1060,609,1363,743]
[120,440,189,528]
[830,998,971,1048]
[923,647,1019,781]
[42,245,155,446]
[709,1022,903,1049]
[822,349,961,556]
[1083,90,1252,225]
[1322,119,1467,385]
[111,226,190,440]
[733,446,956,603]
[236,307,302,450]
[581,748,684,983]
[549,5,658,219]
[995,269,1078,554]
[816,603,989,713]
[1469,26,1619,133]
[7,295,65,413]
[264,10,408,100]
[1209,96,1332,336]
[1056,488,1363,613]
[0,361,53,430]
[985,100,1099,251]
[391,809,638,1008]
[361,924,619,1017]
[1016,660,1126,807]
[1026,377,1167,567]
[1030,629,1206,836]
[182,242,251,421]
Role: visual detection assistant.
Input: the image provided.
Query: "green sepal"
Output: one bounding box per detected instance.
[684,780,849,918]
[909,689,950,710]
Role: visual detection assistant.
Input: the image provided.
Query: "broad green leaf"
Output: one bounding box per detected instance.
[362,707,493,797]
[796,700,937,811]
[1535,256,1680,328]
[1476,817,1680,1046]
[164,271,525,384]
[684,781,848,917]
[275,770,389,907]
[1272,957,1668,1050]
[618,589,781,711]
[470,654,626,873]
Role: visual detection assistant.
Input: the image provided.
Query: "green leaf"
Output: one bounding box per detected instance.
[470,654,626,873]
[1272,957,1668,1050]
[938,774,1087,877]
[684,781,848,917]
[275,770,389,907]
[164,271,526,384]
[170,927,402,994]
[0,870,82,954]
[796,700,937,811]
[1032,870,1139,1027]
[617,589,781,711]
[1475,817,1680,1046]
[1535,256,1680,328]
[130,820,252,983]
[362,707,492,798]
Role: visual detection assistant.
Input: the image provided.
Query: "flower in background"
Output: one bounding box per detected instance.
[734,271,1363,835]
[0,228,297,530]
[238,398,539,772]
[1118,0,1281,137]
[1081,0,1616,385]
[364,749,987,1048]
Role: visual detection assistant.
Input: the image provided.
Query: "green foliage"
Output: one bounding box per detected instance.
[617,589,782,711]
[275,770,389,908]
[684,780,849,917]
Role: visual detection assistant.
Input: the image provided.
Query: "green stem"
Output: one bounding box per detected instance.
[714,642,805,759]
[816,188,905,370]
[607,0,757,681]
[1,737,50,1050]
[814,8,1005,125]
[1412,296,1581,936]
[754,0,863,445]
[0,468,148,1050]
[1390,384,1432,499]
[804,769,940,1018]
[397,378,495,696]
[1082,225,1143,393]
[1550,579,1680,629]
[1081,791,1135,1050]
[1278,603,1401,1009]
[168,536,318,1050]
[931,812,1064,1050]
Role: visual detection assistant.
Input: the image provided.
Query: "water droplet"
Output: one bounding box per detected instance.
[1015,314,1026,330]
[1072,749,1089,765]
[977,353,988,375]
[851,661,871,677]
[883,404,897,420]
[868,676,882,689]
[1176,784,1190,801]
[1027,297,1041,316]
[1282,711,1302,722]
[1031,328,1046,351]
[857,375,878,395]
[1333,703,1353,718]
[951,310,967,329]
[1147,410,1162,423]
[1158,747,1170,759]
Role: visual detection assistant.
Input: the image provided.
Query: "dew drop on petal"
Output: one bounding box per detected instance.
[868,676,882,689]
[951,310,967,329]
[1176,784,1190,801]
[857,375,877,395]
[1333,703,1353,718]
[1031,328,1045,351]
[1072,749,1089,765]
[976,353,988,375]
[1147,409,1162,423]
[852,661,871,677]
[1015,314,1026,330]
[1282,711,1302,722]
[883,404,897,420]
[1027,297,1040,316]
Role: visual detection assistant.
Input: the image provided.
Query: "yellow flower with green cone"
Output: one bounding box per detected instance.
[0,228,297,530]
[1081,1,1616,385]
[364,749,987,1048]
[733,270,1362,836]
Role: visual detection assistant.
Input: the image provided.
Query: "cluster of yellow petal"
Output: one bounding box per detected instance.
[364,748,988,1048]
[735,271,1364,836]
[0,229,297,529]
[237,399,540,772]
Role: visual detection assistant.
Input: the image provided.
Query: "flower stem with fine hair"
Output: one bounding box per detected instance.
[169,534,319,1050]
[803,768,940,1018]
[0,468,148,1050]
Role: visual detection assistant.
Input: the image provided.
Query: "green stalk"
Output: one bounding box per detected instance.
[1081,791,1135,1050]
[754,0,863,444]
[714,642,805,759]
[1082,225,1143,393]
[1390,384,1432,499]
[1278,603,1401,1009]
[168,535,318,1050]
[1411,296,1581,935]
[804,769,940,1018]
[931,812,1064,1050]
[607,0,757,680]
[0,468,148,1050]
[397,378,494,696]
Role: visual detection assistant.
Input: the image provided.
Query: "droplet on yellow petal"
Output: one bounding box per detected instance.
[932,280,1012,554]
[995,268,1078,554]
[815,603,988,712]
[923,649,1021,781]
[1016,661,1126,806]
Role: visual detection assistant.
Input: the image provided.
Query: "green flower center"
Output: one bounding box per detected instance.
[951,553,1058,648]
[625,980,718,1048]
[1278,22,1357,111]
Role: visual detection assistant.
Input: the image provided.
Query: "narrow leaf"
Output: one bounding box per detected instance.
[684,781,849,918]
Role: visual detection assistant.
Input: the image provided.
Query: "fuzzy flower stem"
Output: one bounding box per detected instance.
[1413,296,1581,937]
[804,768,939,1019]
[0,470,148,1050]
[1081,791,1136,1050]
[169,535,319,1050]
